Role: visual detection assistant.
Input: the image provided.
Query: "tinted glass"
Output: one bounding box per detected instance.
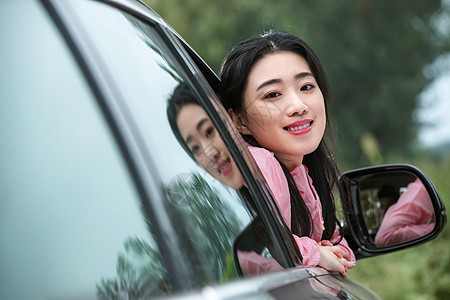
[0,1,162,299]
[65,0,284,293]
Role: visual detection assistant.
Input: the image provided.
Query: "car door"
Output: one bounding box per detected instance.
[1,0,310,298]
[1,0,169,298]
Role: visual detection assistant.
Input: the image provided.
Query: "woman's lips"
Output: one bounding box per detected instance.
[284,119,313,135]
[218,158,232,176]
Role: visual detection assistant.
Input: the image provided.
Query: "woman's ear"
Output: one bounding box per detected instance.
[228,108,252,135]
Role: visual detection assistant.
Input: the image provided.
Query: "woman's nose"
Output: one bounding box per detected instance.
[286,92,308,116]
[203,142,220,162]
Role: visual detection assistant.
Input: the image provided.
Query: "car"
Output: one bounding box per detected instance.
[0,0,446,299]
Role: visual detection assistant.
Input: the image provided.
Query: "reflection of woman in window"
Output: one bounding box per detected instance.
[167,83,286,276]
[167,84,244,190]
[375,179,435,246]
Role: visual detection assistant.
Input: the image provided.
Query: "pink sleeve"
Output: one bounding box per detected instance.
[375,179,435,246]
[237,250,284,276]
[247,146,356,268]
[295,231,356,268]
[294,235,321,266]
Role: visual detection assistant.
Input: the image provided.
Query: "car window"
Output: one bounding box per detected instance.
[66,0,285,283]
[0,1,163,299]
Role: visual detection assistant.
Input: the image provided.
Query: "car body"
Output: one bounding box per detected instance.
[0,0,446,299]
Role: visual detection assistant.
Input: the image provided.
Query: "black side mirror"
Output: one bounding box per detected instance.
[339,164,446,259]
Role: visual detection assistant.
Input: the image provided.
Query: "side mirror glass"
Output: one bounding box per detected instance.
[340,164,446,258]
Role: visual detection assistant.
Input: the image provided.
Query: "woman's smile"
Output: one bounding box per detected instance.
[218,158,232,176]
[176,103,245,189]
[284,119,313,134]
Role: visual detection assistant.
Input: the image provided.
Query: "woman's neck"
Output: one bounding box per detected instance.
[275,154,303,172]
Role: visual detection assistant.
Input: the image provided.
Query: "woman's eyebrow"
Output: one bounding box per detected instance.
[295,71,315,80]
[196,118,209,131]
[256,79,280,91]
[185,118,209,144]
[255,72,315,91]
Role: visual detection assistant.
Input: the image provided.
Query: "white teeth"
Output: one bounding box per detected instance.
[286,122,310,131]
[219,161,230,173]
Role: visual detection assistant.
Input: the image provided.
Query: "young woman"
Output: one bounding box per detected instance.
[220,30,356,276]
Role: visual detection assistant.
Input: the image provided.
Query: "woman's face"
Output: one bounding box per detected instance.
[232,51,326,171]
[176,103,244,189]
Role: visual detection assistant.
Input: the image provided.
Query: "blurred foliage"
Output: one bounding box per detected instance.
[166,171,241,282]
[360,132,384,165]
[97,237,169,299]
[97,171,242,297]
[145,0,449,167]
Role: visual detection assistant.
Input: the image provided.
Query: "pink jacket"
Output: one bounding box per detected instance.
[238,146,355,275]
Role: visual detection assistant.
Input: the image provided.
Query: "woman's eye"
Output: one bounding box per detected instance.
[191,145,200,155]
[264,92,281,99]
[300,84,314,91]
[205,126,214,138]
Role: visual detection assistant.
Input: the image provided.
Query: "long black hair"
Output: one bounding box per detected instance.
[166,83,199,161]
[220,30,342,241]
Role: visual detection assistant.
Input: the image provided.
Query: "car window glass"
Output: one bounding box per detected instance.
[67,0,286,292]
[0,1,164,299]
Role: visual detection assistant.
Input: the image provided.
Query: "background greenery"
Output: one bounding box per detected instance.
[146,0,450,167]
[145,0,449,298]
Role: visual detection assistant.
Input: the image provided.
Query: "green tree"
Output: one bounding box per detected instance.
[167,171,241,281]
[96,237,169,299]
[97,171,242,298]
[286,1,445,166]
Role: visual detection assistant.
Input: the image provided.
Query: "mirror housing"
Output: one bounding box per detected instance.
[339,164,446,259]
